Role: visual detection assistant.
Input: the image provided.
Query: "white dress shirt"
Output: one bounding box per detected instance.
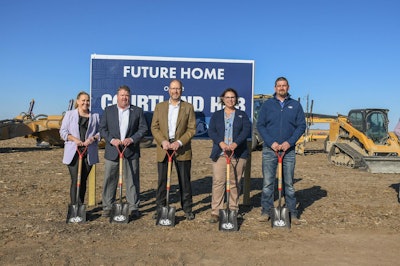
[168,100,180,140]
[118,106,130,141]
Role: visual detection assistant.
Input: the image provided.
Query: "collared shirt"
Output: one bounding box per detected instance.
[118,106,130,141]
[276,94,288,109]
[220,110,235,156]
[168,100,180,140]
[224,111,235,145]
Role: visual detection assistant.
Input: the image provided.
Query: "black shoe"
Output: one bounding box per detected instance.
[185,212,195,220]
[130,210,141,219]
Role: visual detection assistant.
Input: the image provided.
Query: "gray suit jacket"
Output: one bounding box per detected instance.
[99,104,148,161]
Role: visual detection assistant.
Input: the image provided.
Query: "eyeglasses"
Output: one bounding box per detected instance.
[224,96,236,100]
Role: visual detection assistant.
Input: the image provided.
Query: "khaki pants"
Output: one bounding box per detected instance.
[211,156,247,216]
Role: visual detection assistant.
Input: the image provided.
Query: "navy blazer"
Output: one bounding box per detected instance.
[99,104,148,161]
[208,108,251,161]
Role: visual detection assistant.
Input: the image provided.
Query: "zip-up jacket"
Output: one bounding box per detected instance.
[256,94,306,149]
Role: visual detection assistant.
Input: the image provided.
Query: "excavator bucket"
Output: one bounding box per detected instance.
[363,157,400,174]
[328,143,400,174]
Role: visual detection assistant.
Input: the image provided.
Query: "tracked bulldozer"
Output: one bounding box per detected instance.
[325,108,400,173]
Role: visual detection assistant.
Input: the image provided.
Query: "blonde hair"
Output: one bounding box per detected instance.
[74,91,90,109]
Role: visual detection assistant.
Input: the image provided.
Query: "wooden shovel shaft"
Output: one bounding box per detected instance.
[278,160,282,191]
[226,160,230,193]
[274,151,286,226]
[166,150,176,207]
[276,151,285,191]
[76,146,88,202]
[224,150,234,203]
[116,145,127,203]
[166,150,176,191]
[118,157,123,186]
[77,156,83,187]
[167,161,172,190]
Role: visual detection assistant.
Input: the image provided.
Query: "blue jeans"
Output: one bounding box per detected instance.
[261,147,297,217]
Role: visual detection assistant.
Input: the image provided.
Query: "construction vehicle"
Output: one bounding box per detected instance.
[325,108,400,173]
[0,99,71,146]
[0,99,154,148]
[252,94,273,150]
[295,113,336,154]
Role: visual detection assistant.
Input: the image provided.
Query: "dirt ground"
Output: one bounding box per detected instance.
[1,137,400,265]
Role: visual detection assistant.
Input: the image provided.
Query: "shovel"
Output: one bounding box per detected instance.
[219,150,238,231]
[110,145,130,224]
[66,146,88,224]
[271,150,291,229]
[156,149,177,226]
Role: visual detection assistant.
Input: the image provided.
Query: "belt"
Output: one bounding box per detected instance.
[169,138,175,142]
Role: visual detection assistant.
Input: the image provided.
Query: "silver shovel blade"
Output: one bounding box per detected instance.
[271,207,291,228]
[219,209,238,231]
[66,204,86,224]
[156,206,176,226]
[110,203,129,223]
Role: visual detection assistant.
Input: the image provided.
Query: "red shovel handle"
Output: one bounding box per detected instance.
[166,149,176,163]
[116,145,127,158]
[275,150,285,162]
[223,149,234,164]
[223,150,234,193]
[76,146,88,159]
[165,150,176,191]
[76,146,88,189]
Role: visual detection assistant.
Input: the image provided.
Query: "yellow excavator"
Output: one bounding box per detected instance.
[296,113,336,154]
[0,99,154,148]
[325,108,400,173]
[0,99,71,146]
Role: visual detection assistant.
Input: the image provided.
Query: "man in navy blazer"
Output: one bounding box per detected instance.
[99,85,148,219]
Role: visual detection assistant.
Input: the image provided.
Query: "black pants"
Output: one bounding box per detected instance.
[156,157,193,213]
[68,152,92,204]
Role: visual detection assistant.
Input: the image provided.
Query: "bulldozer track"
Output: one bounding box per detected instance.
[328,143,366,169]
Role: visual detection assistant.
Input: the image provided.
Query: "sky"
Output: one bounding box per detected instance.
[1,0,399,128]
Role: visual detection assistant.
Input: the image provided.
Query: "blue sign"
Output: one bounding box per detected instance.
[90,54,254,137]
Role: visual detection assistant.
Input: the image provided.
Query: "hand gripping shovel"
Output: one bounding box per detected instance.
[156,149,177,226]
[110,145,130,223]
[271,150,291,229]
[67,146,88,224]
[219,150,238,231]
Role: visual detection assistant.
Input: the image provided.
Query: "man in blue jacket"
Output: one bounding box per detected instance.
[256,77,306,225]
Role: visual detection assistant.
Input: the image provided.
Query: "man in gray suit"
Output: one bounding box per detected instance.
[99,85,148,219]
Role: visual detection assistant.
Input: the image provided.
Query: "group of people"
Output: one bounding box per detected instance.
[60,77,306,225]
